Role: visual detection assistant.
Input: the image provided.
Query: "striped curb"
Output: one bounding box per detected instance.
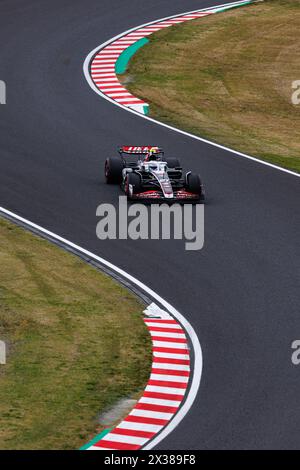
[86,303,191,450]
[89,0,254,115]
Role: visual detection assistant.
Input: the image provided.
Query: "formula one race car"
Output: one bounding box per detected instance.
[104,146,205,202]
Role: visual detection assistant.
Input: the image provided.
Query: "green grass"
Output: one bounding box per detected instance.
[120,0,300,173]
[0,218,151,450]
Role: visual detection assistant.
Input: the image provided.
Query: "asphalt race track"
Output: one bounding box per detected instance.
[0,0,300,450]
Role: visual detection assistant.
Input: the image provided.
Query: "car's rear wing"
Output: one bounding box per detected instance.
[119,146,164,156]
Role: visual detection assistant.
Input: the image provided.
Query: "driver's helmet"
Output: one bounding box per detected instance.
[145,147,159,161]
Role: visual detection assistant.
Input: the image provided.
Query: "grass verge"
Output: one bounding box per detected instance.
[121,0,300,173]
[0,217,151,450]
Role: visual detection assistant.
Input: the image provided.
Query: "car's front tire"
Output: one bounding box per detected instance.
[105,157,124,184]
[186,173,204,198]
[125,173,142,197]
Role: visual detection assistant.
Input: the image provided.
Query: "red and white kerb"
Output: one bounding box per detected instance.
[87,303,191,450]
[89,11,212,114]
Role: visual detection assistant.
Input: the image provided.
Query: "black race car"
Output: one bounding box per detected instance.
[105,146,205,203]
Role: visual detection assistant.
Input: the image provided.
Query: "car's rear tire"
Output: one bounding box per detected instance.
[186,173,202,195]
[125,172,142,197]
[166,157,181,169]
[105,157,124,184]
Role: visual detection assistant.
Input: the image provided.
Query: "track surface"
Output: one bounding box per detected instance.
[0,0,299,449]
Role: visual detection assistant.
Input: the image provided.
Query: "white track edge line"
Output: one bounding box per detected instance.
[83,0,299,179]
[0,206,202,451]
